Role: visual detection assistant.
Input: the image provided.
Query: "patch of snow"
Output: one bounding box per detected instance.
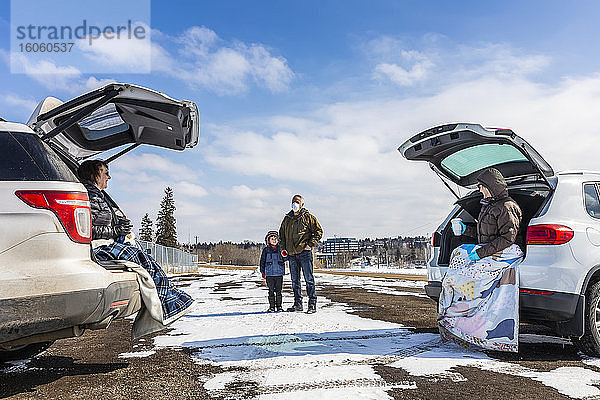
[315,272,427,297]
[1,359,31,373]
[257,387,401,400]
[118,350,156,358]
[326,266,427,275]
[153,269,432,398]
[390,344,600,399]
[582,358,600,368]
[153,269,600,399]
[520,367,600,399]
[388,345,489,378]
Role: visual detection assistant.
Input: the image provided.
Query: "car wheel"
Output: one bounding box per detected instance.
[0,341,54,362]
[573,281,600,356]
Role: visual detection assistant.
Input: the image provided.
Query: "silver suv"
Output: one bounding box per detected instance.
[0,83,198,361]
[399,123,600,356]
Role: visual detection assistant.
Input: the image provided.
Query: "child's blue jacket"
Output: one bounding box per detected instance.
[260,244,286,276]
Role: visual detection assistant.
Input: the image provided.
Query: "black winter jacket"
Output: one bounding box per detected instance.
[83,180,118,240]
[464,168,522,259]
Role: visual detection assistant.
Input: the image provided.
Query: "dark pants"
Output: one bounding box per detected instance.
[266,275,283,308]
[289,249,317,307]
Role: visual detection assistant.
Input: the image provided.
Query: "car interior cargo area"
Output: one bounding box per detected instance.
[436,188,551,265]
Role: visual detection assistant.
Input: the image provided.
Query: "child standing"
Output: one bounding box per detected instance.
[260,231,286,312]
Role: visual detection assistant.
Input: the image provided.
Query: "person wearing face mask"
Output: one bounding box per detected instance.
[278,194,323,313]
[438,167,524,352]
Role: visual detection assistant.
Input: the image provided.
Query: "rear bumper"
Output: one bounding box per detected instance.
[519,289,581,322]
[82,277,141,326]
[424,281,584,336]
[0,275,141,344]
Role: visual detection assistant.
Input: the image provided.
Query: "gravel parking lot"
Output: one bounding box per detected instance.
[0,270,595,400]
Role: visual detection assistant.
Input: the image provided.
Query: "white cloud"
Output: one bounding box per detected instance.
[76,23,151,72]
[1,94,37,112]
[152,26,294,95]
[112,153,199,181]
[366,36,550,87]
[4,50,115,94]
[175,181,208,198]
[198,70,600,241]
[374,61,432,86]
[107,152,207,234]
[2,25,292,96]
[229,184,272,200]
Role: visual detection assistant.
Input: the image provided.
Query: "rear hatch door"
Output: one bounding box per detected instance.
[27,83,199,162]
[398,123,554,190]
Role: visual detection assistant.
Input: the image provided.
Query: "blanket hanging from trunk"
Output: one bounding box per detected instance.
[94,241,195,339]
[438,243,523,352]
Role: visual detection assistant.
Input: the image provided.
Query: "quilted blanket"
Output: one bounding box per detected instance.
[438,243,523,352]
[94,241,195,339]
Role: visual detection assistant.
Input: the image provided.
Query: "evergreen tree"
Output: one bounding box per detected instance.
[155,187,178,247]
[139,213,154,242]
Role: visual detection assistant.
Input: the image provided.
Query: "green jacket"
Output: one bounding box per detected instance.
[279,208,323,256]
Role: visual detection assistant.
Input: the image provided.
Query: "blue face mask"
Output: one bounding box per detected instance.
[292,202,301,212]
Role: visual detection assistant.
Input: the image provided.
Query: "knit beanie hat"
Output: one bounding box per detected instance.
[265,230,279,244]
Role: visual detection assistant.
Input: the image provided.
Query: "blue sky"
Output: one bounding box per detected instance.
[2,1,600,243]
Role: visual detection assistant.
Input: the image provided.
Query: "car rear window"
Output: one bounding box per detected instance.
[0,131,79,182]
[440,143,528,178]
[584,184,600,218]
[79,103,130,140]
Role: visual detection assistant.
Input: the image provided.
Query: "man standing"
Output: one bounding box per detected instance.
[279,194,323,313]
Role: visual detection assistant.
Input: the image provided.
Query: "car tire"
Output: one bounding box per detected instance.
[573,281,600,356]
[0,341,54,362]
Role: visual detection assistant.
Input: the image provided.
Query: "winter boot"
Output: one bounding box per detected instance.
[287,304,303,312]
[267,291,276,312]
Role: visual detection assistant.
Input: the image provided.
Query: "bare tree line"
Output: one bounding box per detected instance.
[183,241,263,266]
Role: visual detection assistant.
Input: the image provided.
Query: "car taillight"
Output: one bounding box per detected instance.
[526,224,574,245]
[15,190,91,244]
[432,232,441,247]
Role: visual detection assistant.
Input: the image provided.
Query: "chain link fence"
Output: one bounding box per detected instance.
[137,240,198,273]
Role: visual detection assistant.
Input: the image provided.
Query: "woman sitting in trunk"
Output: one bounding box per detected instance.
[438,167,524,352]
[78,159,194,337]
[459,167,522,262]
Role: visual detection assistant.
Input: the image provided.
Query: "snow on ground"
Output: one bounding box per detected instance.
[328,266,427,275]
[315,271,427,297]
[149,268,600,399]
[118,350,156,358]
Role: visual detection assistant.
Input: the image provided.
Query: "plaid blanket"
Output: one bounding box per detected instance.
[438,243,523,352]
[94,242,194,324]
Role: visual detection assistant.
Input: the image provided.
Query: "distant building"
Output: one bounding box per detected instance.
[322,237,359,253]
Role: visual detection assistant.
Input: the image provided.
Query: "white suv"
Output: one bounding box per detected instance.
[399,123,600,356]
[0,83,199,361]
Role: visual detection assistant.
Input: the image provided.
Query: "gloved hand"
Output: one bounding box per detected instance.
[262,272,266,279]
[468,250,480,262]
[114,217,132,237]
[451,218,466,236]
[281,250,288,258]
